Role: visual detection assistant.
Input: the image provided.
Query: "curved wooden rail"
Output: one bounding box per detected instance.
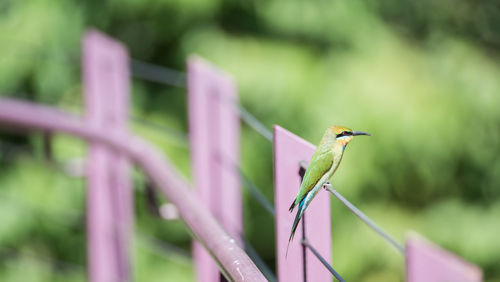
[0,98,266,282]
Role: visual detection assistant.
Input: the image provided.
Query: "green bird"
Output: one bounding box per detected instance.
[288,126,370,244]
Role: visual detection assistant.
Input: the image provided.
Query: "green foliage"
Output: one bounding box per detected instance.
[1,0,500,281]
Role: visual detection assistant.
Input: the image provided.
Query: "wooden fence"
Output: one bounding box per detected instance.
[0,29,484,282]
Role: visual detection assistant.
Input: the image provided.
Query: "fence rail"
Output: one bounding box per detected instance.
[0,97,266,282]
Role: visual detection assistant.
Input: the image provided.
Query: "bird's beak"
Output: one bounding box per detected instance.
[353,131,371,136]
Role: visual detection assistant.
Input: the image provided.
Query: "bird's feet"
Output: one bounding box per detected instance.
[322,182,331,190]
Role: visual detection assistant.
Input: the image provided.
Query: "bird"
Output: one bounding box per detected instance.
[287,126,370,252]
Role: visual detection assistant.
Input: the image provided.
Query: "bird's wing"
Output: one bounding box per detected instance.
[292,145,333,209]
[287,145,334,246]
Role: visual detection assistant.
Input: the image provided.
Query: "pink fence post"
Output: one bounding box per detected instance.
[406,234,482,282]
[274,125,332,282]
[188,56,242,282]
[83,30,133,282]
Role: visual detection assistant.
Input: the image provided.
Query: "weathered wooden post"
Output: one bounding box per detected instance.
[187,56,242,282]
[406,234,482,282]
[83,30,133,282]
[274,125,332,282]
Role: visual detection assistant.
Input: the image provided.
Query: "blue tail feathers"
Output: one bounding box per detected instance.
[289,199,305,242]
[286,199,306,257]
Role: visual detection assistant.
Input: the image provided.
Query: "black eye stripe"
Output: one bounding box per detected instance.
[336,131,353,138]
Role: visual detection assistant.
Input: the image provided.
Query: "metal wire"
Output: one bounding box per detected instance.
[136,232,192,261]
[235,103,273,142]
[323,184,405,254]
[5,48,186,89]
[130,59,274,143]
[301,239,345,282]
[301,214,308,282]
[131,115,189,146]
[236,165,275,217]
[242,236,277,282]
[214,152,275,217]
[298,161,405,254]
[130,59,186,88]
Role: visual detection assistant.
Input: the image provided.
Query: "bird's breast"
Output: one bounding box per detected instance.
[329,145,345,176]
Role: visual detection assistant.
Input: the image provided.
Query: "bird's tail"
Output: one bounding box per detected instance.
[289,199,297,212]
[289,199,305,242]
[286,198,306,258]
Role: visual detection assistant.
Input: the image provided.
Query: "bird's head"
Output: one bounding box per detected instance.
[329,125,371,146]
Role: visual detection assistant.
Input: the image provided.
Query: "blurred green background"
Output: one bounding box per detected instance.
[1,0,500,281]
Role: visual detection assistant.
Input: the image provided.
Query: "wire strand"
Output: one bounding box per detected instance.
[136,232,192,261]
[130,59,186,88]
[301,239,345,282]
[214,153,275,217]
[323,184,405,254]
[242,236,277,282]
[235,103,273,142]
[131,115,189,146]
[236,165,275,217]
[130,59,274,143]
